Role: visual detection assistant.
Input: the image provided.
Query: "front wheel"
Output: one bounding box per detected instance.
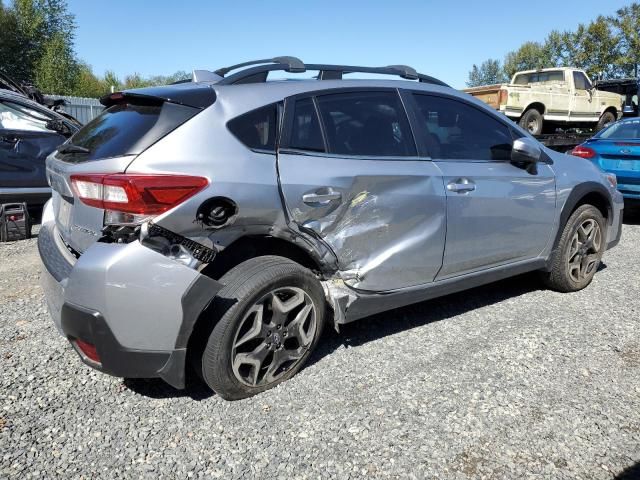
[542,204,606,292]
[201,256,326,400]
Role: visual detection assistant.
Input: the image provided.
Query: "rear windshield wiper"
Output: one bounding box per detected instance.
[58,144,90,154]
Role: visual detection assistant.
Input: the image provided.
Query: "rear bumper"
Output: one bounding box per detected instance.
[38,200,221,388]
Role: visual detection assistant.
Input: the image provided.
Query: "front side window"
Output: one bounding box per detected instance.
[228,103,278,151]
[314,91,416,157]
[412,94,514,161]
[573,72,592,91]
[0,100,55,132]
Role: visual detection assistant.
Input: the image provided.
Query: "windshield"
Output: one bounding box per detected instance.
[596,119,640,140]
[62,100,200,161]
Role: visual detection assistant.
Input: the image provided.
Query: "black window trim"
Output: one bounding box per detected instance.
[402,89,528,163]
[279,87,420,160]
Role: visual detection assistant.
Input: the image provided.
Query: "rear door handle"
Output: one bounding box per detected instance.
[447,179,476,193]
[302,189,342,205]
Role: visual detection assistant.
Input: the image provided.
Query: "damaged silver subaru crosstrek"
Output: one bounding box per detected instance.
[39,57,623,400]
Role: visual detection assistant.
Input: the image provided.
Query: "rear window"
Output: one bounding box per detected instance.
[513,71,565,85]
[64,101,199,161]
[597,120,640,139]
[227,104,278,152]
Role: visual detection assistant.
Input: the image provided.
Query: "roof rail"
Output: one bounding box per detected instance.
[213,57,449,87]
[214,56,306,77]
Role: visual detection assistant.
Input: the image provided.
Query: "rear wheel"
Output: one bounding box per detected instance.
[542,204,606,292]
[201,256,326,400]
[596,111,616,132]
[519,108,544,135]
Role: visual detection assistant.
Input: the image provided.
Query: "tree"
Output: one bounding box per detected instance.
[466,59,507,87]
[34,31,79,94]
[610,3,640,77]
[571,17,621,79]
[72,62,107,98]
[503,42,551,78]
[102,70,121,93]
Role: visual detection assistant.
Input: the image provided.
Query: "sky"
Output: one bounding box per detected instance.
[67,0,632,89]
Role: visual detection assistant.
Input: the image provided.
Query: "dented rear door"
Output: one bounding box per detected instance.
[277,89,446,292]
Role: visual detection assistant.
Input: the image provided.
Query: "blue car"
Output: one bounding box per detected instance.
[572,118,640,203]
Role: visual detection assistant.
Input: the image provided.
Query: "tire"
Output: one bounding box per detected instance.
[596,111,616,132]
[519,108,544,135]
[542,204,606,293]
[201,256,326,400]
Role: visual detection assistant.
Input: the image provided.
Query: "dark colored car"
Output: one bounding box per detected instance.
[0,88,79,208]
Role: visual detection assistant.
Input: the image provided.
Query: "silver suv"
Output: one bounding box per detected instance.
[38,57,623,400]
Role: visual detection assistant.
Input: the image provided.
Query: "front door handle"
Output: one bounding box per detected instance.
[447,179,476,193]
[302,189,342,206]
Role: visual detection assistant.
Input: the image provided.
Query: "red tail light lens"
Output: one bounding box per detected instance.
[70,174,209,215]
[570,145,596,159]
[75,339,101,363]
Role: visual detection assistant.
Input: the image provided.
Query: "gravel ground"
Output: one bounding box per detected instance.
[1,217,640,480]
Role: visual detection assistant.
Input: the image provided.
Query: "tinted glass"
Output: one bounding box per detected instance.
[290,98,324,152]
[228,104,278,151]
[67,101,198,161]
[315,91,416,157]
[597,119,640,139]
[573,72,592,91]
[412,94,514,161]
[513,71,564,85]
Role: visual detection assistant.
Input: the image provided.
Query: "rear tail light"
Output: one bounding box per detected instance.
[570,145,596,159]
[499,89,508,106]
[70,174,209,219]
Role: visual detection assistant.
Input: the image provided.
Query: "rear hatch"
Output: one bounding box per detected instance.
[46,84,215,253]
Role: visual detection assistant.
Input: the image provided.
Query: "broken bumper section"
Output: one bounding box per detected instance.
[38,201,221,389]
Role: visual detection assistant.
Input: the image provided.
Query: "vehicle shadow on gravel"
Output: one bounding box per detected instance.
[124,266,608,401]
[306,271,549,369]
[623,206,640,225]
[615,461,640,479]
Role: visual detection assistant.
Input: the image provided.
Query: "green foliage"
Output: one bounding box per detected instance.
[469,3,640,84]
[610,3,640,76]
[0,0,190,97]
[466,59,507,87]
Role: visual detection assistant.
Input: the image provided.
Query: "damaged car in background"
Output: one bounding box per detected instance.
[1,74,79,240]
[38,57,623,400]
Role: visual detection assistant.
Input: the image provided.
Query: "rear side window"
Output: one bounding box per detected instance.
[412,94,513,161]
[289,98,325,152]
[67,101,199,161]
[315,91,416,157]
[228,104,277,152]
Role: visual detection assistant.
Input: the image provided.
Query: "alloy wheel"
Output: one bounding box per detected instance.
[567,218,602,283]
[231,287,317,387]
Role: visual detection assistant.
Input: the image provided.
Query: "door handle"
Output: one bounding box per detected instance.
[447,179,476,193]
[302,189,342,205]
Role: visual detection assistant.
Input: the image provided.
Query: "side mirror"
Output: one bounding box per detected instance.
[46,120,72,137]
[511,137,542,164]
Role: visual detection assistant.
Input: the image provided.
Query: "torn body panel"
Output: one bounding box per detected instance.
[277,153,447,292]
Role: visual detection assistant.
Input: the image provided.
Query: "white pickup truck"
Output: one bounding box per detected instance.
[464,67,623,135]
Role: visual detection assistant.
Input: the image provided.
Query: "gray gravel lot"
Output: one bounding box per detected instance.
[1,217,640,479]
